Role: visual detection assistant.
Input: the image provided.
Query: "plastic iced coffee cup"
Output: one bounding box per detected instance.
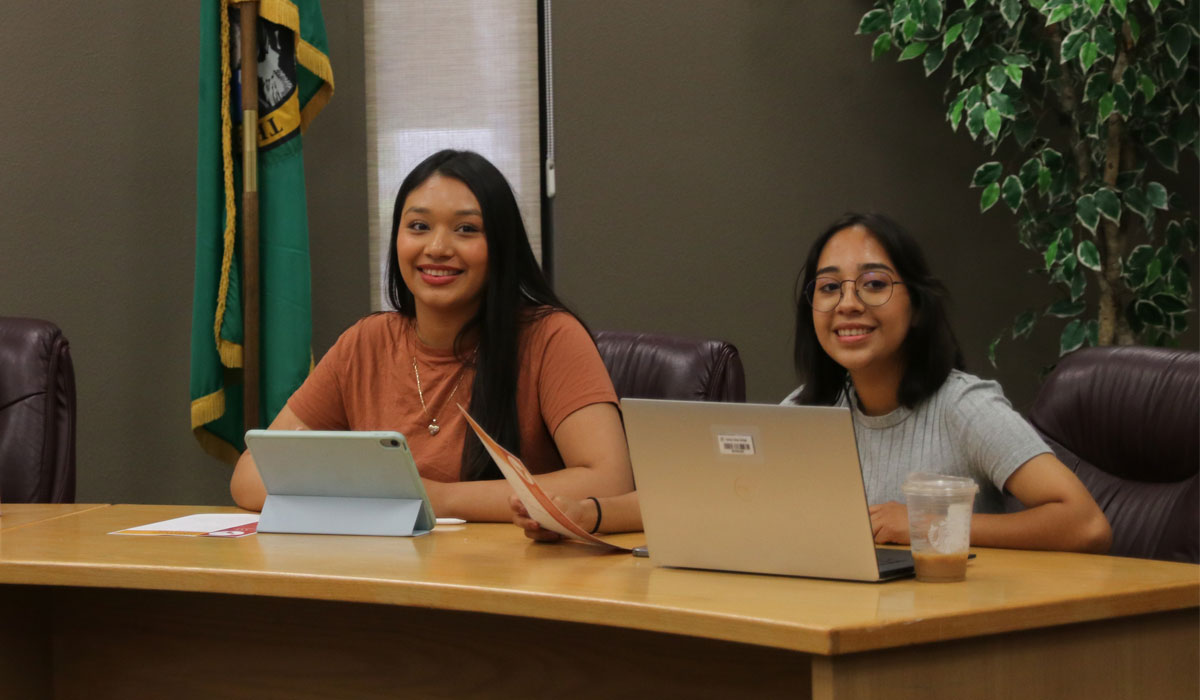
[901,473,978,582]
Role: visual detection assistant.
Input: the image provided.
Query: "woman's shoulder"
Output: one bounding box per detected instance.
[932,369,1013,415]
[519,306,589,341]
[332,312,408,349]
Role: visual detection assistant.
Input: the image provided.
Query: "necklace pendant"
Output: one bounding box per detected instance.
[428,422,440,436]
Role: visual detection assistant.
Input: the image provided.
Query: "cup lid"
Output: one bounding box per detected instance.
[900,472,979,497]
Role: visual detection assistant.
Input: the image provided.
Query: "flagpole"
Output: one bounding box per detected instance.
[240,0,261,432]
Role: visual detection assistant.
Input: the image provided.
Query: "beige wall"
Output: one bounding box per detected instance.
[0,2,1193,504]
[551,1,1197,406]
[0,2,369,504]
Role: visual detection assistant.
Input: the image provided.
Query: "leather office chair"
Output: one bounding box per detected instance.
[0,317,77,503]
[1026,346,1198,563]
[593,330,746,402]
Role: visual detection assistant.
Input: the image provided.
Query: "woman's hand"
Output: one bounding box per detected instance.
[869,501,910,544]
[509,493,597,542]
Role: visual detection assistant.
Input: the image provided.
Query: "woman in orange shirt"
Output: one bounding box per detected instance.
[231,150,633,521]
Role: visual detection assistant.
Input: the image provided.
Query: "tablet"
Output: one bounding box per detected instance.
[246,430,436,536]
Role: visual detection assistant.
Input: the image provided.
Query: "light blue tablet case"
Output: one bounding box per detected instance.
[246,430,436,536]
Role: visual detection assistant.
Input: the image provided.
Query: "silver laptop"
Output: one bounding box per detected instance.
[622,399,914,582]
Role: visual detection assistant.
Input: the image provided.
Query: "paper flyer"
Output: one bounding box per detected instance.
[458,406,629,550]
[110,514,260,537]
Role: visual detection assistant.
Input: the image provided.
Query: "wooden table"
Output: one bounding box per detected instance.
[0,503,107,532]
[0,504,1195,699]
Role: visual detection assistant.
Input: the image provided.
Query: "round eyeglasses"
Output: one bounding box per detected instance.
[804,270,904,312]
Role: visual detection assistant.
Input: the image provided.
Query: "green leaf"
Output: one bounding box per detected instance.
[1018,158,1041,189]
[1166,24,1192,66]
[1149,139,1179,172]
[1041,148,1063,169]
[1046,4,1072,25]
[1146,182,1168,210]
[1152,293,1189,315]
[980,182,1001,211]
[1001,0,1020,26]
[1002,175,1024,212]
[984,108,1002,139]
[1038,166,1052,193]
[948,91,968,131]
[1045,240,1060,270]
[1070,265,1087,300]
[1084,0,1105,16]
[1060,319,1087,355]
[1112,85,1132,118]
[1147,0,1161,11]
[1076,194,1100,233]
[987,332,1001,368]
[1047,299,1087,317]
[902,18,918,42]
[1094,26,1116,60]
[989,92,1017,119]
[1080,42,1099,72]
[1110,0,1128,18]
[1128,13,1141,43]
[1013,309,1038,339]
[857,9,891,34]
[1123,187,1153,226]
[1085,320,1099,347]
[1061,30,1087,64]
[1138,74,1157,102]
[921,0,943,30]
[872,33,893,61]
[1077,240,1102,270]
[923,44,947,75]
[966,102,986,139]
[971,161,1003,187]
[1134,300,1166,327]
[1097,92,1115,121]
[1173,110,1199,147]
[1005,63,1024,87]
[899,41,928,61]
[1012,118,1037,148]
[987,66,1008,91]
[963,15,982,49]
[1146,257,1163,286]
[1094,188,1121,223]
[943,22,963,49]
[1084,73,1112,102]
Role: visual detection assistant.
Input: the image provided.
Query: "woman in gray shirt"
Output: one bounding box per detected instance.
[789,213,1110,552]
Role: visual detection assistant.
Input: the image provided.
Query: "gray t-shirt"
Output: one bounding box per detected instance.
[783,370,1049,514]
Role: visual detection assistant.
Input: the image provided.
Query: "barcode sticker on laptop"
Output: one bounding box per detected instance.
[717,434,755,455]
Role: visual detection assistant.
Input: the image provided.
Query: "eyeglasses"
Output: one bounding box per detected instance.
[804,271,904,312]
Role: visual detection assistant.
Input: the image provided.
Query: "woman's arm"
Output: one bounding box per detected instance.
[870,453,1112,553]
[229,405,311,511]
[510,491,643,541]
[426,402,635,522]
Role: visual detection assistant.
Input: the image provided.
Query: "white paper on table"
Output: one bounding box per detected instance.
[458,406,629,550]
[109,514,260,537]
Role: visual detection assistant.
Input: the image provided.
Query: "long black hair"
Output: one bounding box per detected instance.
[386,149,569,481]
[792,213,964,408]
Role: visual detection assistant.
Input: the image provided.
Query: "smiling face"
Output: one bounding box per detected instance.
[395,174,490,325]
[811,224,913,385]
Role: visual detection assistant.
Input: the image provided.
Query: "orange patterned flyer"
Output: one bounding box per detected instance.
[110,514,259,537]
[458,406,629,550]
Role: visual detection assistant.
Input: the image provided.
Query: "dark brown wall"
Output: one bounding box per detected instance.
[550,1,1197,407]
[0,2,369,504]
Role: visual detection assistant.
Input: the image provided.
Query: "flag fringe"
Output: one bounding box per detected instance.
[213,0,240,371]
[191,390,241,465]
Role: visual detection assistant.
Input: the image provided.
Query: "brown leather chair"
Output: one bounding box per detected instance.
[593,330,746,402]
[1027,346,1198,563]
[0,317,77,503]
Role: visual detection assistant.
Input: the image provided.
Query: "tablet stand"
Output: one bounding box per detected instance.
[258,495,431,536]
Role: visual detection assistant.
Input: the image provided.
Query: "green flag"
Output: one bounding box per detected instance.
[191,0,333,462]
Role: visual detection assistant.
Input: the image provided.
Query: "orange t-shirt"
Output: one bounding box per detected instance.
[287,310,618,482]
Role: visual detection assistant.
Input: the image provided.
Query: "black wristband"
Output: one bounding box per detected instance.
[587,496,603,534]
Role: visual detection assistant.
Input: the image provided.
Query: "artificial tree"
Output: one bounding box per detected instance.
[858,0,1198,362]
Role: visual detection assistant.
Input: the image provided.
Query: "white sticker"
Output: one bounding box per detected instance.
[717,434,755,456]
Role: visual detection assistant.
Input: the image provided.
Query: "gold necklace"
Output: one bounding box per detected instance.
[412,355,472,436]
